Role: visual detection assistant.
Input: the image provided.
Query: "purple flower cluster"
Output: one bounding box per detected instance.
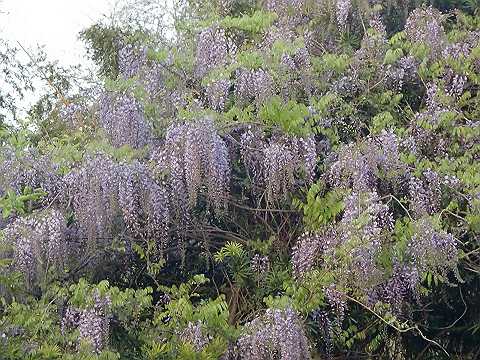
[263,141,296,204]
[329,130,403,192]
[405,7,446,57]
[354,16,387,66]
[195,25,229,80]
[444,70,467,98]
[4,209,66,287]
[99,92,153,149]
[324,284,347,324]
[239,126,266,195]
[118,43,147,79]
[278,48,314,98]
[62,290,111,353]
[312,310,334,356]
[0,150,64,204]
[369,263,420,313]
[332,74,362,97]
[118,161,170,251]
[407,217,458,278]
[261,25,296,50]
[335,0,351,30]
[142,62,166,99]
[384,55,418,91]
[369,13,386,36]
[66,154,121,244]
[179,321,211,351]
[264,0,304,15]
[291,228,338,280]
[117,42,166,98]
[264,0,307,27]
[440,40,475,98]
[152,127,190,231]
[205,78,231,111]
[237,307,310,359]
[235,68,274,106]
[340,190,393,285]
[67,154,169,251]
[409,83,452,156]
[408,169,442,218]
[240,128,316,204]
[155,118,231,212]
[60,102,88,128]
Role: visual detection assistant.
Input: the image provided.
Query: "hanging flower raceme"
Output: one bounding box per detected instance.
[240,127,316,205]
[291,228,339,280]
[118,43,148,79]
[339,190,393,285]
[154,118,231,213]
[66,154,169,252]
[293,190,393,294]
[335,0,351,30]
[178,321,211,352]
[329,130,404,193]
[99,92,153,149]
[237,307,311,360]
[61,289,111,353]
[407,217,459,279]
[405,6,446,58]
[66,154,121,245]
[408,169,443,218]
[235,68,274,106]
[205,78,231,111]
[264,0,307,28]
[194,25,229,80]
[3,208,67,287]
[60,102,90,129]
[440,33,479,98]
[118,161,170,251]
[117,42,167,99]
[408,83,454,157]
[367,262,420,314]
[0,149,65,205]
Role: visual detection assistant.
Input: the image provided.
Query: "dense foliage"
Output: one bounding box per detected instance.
[1,0,480,358]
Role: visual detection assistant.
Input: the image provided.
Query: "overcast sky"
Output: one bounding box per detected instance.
[0,0,117,117]
[0,0,113,66]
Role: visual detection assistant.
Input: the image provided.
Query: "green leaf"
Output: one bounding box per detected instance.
[221,10,277,33]
[259,96,310,136]
[383,48,404,65]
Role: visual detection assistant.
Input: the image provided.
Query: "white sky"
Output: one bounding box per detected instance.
[0,0,113,67]
[0,0,116,118]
